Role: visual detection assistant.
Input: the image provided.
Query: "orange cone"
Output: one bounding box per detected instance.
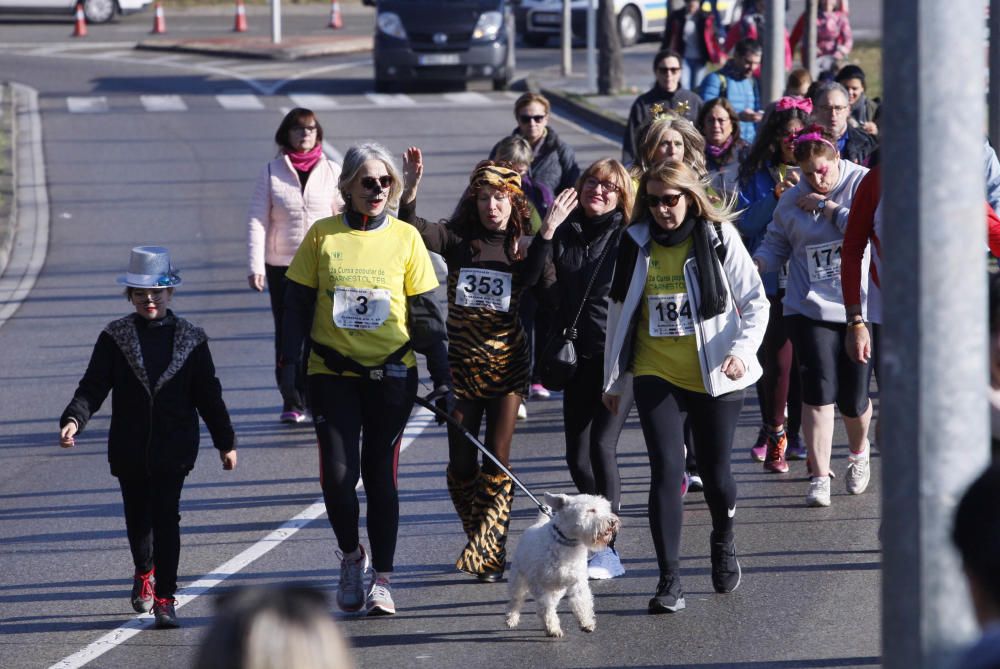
[233,0,247,32]
[71,2,87,37]
[328,0,343,29]
[150,1,166,34]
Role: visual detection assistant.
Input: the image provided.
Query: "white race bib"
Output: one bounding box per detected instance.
[332,286,391,330]
[778,261,790,290]
[648,293,695,337]
[455,267,512,312]
[805,240,842,283]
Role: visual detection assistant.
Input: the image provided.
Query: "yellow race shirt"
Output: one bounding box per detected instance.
[285,214,439,375]
[632,237,706,393]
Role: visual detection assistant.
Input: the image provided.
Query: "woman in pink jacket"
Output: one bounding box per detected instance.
[246,108,344,423]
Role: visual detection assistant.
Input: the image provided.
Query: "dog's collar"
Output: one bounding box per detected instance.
[549,523,580,547]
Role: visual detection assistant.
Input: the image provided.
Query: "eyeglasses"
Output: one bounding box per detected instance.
[819,104,849,114]
[518,114,546,124]
[645,192,684,208]
[583,176,619,194]
[360,175,393,191]
[292,125,318,133]
[131,289,168,302]
[656,66,681,74]
[706,116,731,125]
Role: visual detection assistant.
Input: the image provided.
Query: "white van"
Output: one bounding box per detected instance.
[0,0,153,24]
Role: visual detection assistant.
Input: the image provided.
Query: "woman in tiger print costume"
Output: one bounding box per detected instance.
[400,150,565,582]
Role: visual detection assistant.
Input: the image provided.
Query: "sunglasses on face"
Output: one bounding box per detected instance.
[360,175,393,191]
[645,192,684,208]
[292,125,318,133]
[656,66,681,74]
[518,114,546,124]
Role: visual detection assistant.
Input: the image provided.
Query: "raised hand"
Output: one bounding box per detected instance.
[540,188,579,240]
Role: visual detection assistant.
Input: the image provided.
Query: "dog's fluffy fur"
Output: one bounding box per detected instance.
[505,493,620,637]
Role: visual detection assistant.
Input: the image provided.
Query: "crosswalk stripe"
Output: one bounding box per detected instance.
[442,92,493,105]
[289,94,339,110]
[140,95,188,112]
[365,93,417,107]
[66,97,108,113]
[215,93,265,110]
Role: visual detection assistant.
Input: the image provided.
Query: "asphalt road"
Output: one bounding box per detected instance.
[0,9,882,669]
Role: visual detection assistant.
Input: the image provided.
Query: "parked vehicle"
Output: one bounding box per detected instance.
[0,0,152,23]
[364,0,514,92]
[514,0,666,48]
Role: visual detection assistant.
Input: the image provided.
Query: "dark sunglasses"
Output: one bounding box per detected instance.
[518,114,546,124]
[656,66,681,74]
[645,192,684,208]
[360,175,393,191]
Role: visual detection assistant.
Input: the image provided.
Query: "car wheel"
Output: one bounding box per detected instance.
[617,6,640,47]
[523,32,548,47]
[83,0,116,23]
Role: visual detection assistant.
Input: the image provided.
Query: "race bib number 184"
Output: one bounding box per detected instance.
[648,293,695,337]
[455,267,512,312]
[332,286,391,330]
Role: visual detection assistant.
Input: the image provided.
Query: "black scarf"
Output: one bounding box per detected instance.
[650,216,728,319]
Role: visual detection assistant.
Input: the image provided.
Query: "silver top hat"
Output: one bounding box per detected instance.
[117,246,182,288]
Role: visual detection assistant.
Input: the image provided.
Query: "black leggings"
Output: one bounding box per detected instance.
[633,375,744,575]
[563,355,632,511]
[265,264,308,412]
[785,315,872,417]
[118,472,186,599]
[448,394,522,480]
[309,370,417,573]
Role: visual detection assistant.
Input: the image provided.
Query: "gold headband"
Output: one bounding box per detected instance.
[470,164,523,196]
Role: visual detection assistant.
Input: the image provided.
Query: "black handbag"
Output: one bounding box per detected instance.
[538,233,616,391]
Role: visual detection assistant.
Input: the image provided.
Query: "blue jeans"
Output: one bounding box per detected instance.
[682,58,706,92]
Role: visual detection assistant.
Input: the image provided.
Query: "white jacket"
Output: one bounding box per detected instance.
[246,155,344,275]
[603,220,769,398]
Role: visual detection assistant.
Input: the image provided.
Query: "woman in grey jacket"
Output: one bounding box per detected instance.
[602,161,768,614]
[753,126,872,509]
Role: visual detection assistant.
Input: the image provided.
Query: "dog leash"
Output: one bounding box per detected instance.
[415,393,553,517]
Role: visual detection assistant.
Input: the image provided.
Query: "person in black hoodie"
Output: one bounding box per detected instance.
[59,246,238,630]
[532,158,635,580]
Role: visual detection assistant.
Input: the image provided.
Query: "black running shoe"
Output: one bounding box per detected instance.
[648,572,686,614]
[710,533,742,594]
[152,597,179,629]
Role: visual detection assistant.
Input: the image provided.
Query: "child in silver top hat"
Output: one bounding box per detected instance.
[58,246,238,629]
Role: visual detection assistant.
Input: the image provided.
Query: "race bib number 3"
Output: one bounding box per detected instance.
[332,286,391,330]
[455,267,512,312]
[806,240,842,283]
[648,293,695,337]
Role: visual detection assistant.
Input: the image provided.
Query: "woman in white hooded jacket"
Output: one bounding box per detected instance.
[602,161,768,615]
[246,108,344,423]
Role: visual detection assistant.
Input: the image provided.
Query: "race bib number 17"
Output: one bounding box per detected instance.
[806,240,842,283]
[455,267,512,312]
[648,293,695,337]
[332,286,391,330]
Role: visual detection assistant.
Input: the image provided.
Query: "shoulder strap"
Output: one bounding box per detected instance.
[565,229,618,337]
[713,222,727,262]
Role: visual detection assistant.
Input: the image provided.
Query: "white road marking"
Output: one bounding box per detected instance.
[140,95,188,112]
[66,96,108,113]
[215,93,265,110]
[50,405,437,669]
[442,91,492,105]
[289,93,339,110]
[93,51,135,61]
[365,92,417,107]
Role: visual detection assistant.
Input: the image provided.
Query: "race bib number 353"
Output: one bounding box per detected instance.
[455,267,512,312]
[332,286,391,330]
[648,293,695,337]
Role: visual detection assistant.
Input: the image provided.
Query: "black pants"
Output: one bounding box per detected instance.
[265,264,307,412]
[563,355,632,512]
[519,289,551,385]
[309,369,417,573]
[118,472,186,599]
[633,375,744,575]
[785,315,872,417]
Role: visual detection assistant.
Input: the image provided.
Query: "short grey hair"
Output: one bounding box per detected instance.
[338,141,403,211]
[493,135,534,168]
[809,80,850,105]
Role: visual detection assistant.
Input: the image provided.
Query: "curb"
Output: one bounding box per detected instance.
[525,76,627,138]
[136,35,373,61]
[0,82,14,281]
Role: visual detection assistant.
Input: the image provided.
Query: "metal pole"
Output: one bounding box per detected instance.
[561,0,572,76]
[990,0,1000,146]
[761,0,786,104]
[881,0,990,667]
[270,0,281,44]
[586,0,597,93]
[804,0,817,78]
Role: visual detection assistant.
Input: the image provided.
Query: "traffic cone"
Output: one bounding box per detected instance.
[328,0,343,29]
[233,0,247,32]
[71,2,87,37]
[150,1,166,34]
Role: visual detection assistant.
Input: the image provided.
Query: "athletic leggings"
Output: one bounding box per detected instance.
[785,315,871,417]
[757,293,802,433]
[118,472,186,599]
[309,370,417,573]
[633,375,744,575]
[265,264,308,412]
[448,394,522,480]
[563,355,632,512]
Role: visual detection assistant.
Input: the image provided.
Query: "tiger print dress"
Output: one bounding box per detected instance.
[399,201,549,400]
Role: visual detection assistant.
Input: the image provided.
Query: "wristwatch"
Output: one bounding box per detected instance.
[816,199,828,213]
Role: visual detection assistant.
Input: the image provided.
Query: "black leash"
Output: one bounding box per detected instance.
[414,394,553,517]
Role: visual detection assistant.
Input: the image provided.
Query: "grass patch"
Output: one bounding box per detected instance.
[848,40,882,101]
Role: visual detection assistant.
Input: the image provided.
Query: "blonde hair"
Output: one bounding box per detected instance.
[638,160,736,225]
[514,92,551,116]
[634,114,707,177]
[576,158,635,225]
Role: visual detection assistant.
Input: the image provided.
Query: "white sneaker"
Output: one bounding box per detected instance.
[846,442,871,495]
[516,402,527,420]
[365,576,396,616]
[806,476,831,507]
[587,547,625,580]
